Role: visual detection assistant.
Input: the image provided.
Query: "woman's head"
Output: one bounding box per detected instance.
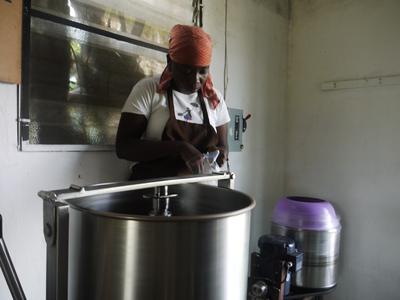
[167,25,212,94]
[168,24,212,67]
[158,25,220,108]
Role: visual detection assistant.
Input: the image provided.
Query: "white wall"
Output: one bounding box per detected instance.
[205,0,289,251]
[0,1,288,299]
[287,0,400,299]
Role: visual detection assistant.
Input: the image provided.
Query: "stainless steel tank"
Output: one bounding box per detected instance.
[271,196,341,289]
[39,173,255,300]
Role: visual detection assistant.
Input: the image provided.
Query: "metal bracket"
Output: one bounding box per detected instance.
[41,194,69,300]
[16,118,31,124]
[69,184,85,192]
[217,172,235,189]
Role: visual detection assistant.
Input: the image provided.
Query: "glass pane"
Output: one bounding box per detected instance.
[32,0,193,47]
[28,17,166,145]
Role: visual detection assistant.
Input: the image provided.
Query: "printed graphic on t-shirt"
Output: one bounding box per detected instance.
[178,107,193,121]
[174,97,204,124]
[177,102,202,122]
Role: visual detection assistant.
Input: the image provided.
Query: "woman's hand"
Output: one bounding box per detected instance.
[178,142,204,174]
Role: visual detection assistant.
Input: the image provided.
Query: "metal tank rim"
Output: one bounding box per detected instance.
[66,189,256,222]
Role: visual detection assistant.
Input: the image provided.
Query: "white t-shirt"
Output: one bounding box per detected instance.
[122,76,231,140]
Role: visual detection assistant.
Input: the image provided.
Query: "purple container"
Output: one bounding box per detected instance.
[272,196,340,231]
[271,196,341,288]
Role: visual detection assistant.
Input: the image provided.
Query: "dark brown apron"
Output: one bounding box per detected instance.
[130,88,219,180]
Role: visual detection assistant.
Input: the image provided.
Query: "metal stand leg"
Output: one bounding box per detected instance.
[0,214,26,300]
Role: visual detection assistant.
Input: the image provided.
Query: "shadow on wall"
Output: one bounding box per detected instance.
[64,152,131,187]
[253,0,290,19]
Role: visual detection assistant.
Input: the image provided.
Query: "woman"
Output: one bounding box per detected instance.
[116,24,230,180]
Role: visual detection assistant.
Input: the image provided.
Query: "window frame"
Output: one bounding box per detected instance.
[18,0,170,152]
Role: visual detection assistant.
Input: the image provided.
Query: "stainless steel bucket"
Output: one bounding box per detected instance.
[271,223,340,289]
[271,196,341,289]
[39,173,255,300]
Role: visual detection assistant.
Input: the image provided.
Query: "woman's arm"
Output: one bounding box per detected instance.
[116,112,203,165]
[216,123,229,167]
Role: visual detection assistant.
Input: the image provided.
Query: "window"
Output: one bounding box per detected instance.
[19,0,193,150]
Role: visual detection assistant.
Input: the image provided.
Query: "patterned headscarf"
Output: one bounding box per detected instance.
[158,24,219,109]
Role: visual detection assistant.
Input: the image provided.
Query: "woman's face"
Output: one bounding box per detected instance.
[169,59,210,94]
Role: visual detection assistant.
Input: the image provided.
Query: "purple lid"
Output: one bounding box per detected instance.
[272,196,341,231]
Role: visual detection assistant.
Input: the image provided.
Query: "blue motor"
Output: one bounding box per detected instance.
[248,234,303,300]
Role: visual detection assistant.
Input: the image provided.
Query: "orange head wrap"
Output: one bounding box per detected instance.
[158,24,220,109]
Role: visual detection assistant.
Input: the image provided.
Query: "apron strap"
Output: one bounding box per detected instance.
[166,88,176,118]
[198,92,211,126]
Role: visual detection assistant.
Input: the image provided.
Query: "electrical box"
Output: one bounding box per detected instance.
[227,108,244,152]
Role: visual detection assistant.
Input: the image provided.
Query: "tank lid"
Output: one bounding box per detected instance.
[272,196,340,230]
